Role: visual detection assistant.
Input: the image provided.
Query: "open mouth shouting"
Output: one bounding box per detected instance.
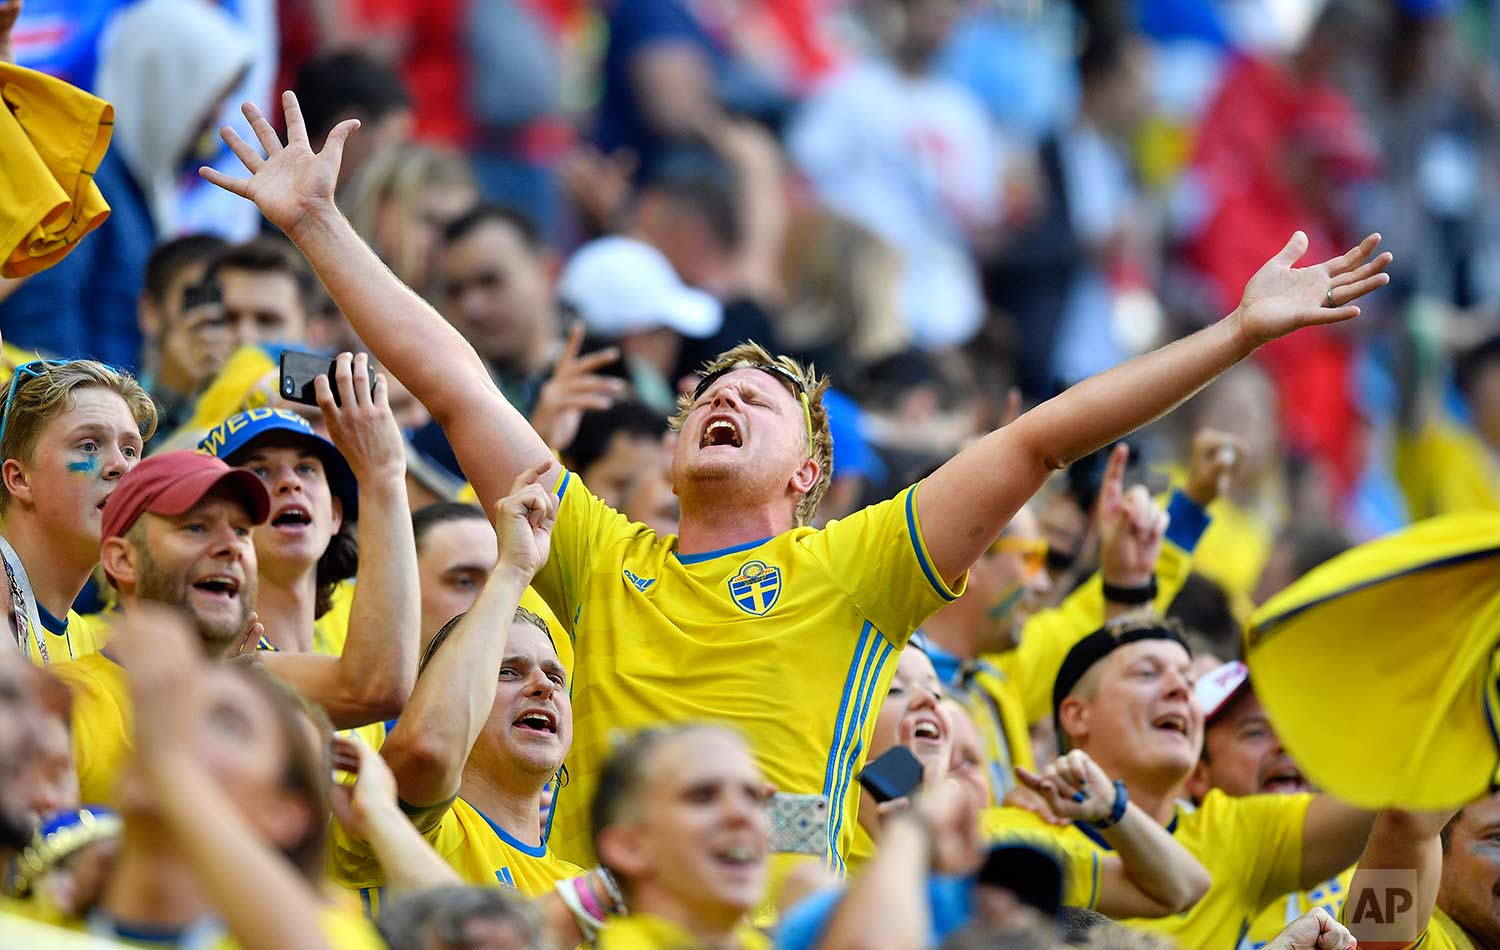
[190,572,242,605]
[904,712,947,751]
[699,414,743,449]
[1260,761,1309,795]
[512,707,559,737]
[1151,710,1192,741]
[269,504,313,533]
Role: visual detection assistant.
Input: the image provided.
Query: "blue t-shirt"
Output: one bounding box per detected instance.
[595,0,721,165]
[777,877,975,950]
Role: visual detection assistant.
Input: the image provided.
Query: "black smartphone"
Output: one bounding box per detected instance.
[279,350,374,407]
[857,746,924,804]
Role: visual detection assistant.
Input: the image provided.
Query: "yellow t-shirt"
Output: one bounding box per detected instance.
[1395,419,1500,520]
[1011,789,1311,948]
[597,913,771,950]
[0,62,113,278]
[538,474,964,870]
[0,891,383,949]
[19,608,106,667]
[52,652,131,808]
[330,796,581,916]
[979,807,1101,908]
[1243,867,1353,950]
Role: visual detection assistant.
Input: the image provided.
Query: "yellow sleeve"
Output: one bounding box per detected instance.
[53,659,132,808]
[531,471,637,640]
[995,539,1194,726]
[1212,790,1313,912]
[980,808,1099,910]
[798,483,967,646]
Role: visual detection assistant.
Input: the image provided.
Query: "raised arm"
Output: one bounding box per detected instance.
[917,232,1391,587]
[199,92,559,510]
[259,354,420,727]
[328,736,461,897]
[380,463,556,808]
[1344,809,1453,949]
[1017,751,1210,917]
[1301,795,1378,890]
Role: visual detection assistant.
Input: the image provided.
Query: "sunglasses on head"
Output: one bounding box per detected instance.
[692,363,814,448]
[0,360,77,452]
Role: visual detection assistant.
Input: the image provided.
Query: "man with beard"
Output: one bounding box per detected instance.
[55,443,410,806]
[1345,795,1500,950]
[1186,661,1354,948]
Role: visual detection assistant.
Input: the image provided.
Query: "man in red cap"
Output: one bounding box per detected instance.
[51,449,399,807]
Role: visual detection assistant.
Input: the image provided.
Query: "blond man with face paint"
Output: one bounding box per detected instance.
[0,355,157,665]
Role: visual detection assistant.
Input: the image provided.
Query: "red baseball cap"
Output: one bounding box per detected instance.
[101,450,271,542]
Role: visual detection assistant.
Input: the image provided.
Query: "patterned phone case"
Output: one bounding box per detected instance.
[767,792,829,858]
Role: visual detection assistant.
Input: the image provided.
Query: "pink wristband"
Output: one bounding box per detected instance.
[574,876,606,922]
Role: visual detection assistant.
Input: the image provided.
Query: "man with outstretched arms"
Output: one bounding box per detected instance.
[199,91,1393,872]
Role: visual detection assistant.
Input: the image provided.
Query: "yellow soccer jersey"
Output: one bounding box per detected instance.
[330,796,581,916]
[1242,867,1353,950]
[980,807,1101,909]
[20,608,105,667]
[537,474,964,870]
[1014,789,1310,948]
[52,652,131,808]
[596,913,771,950]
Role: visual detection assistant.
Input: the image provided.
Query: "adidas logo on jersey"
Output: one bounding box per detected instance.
[623,569,656,593]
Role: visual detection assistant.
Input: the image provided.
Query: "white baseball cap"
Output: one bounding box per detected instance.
[557,237,722,340]
[1194,660,1250,722]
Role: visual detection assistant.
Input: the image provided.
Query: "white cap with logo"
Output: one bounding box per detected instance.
[558,236,723,340]
[1194,660,1250,722]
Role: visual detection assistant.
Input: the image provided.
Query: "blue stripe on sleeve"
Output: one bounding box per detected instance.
[905,486,957,602]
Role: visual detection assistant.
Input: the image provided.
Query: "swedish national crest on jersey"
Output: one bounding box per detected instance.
[728,559,782,616]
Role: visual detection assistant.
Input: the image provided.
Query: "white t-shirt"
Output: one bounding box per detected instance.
[789,60,999,349]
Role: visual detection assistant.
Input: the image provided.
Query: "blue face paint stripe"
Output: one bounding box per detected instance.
[828,638,895,869]
[66,459,97,473]
[822,624,875,868]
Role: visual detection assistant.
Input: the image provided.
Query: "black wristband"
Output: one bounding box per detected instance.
[1089,780,1129,829]
[1102,575,1157,605]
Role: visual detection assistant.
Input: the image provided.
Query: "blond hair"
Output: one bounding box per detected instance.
[0,361,158,512]
[671,341,832,527]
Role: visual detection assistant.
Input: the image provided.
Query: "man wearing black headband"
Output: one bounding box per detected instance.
[201,91,1392,876]
[1025,618,1375,946]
